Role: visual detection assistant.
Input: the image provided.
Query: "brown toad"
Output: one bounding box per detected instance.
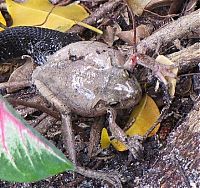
[32,41,142,164]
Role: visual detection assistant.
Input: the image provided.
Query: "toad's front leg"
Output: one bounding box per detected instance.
[61,112,77,164]
[107,108,143,159]
[61,111,123,188]
[34,79,77,164]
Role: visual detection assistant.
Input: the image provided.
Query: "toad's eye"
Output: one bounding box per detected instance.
[123,70,131,78]
[109,101,120,107]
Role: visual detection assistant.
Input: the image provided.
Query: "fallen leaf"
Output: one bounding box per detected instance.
[126,94,160,137]
[102,26,116,47]
[100,128,110,149]
[4,0,102,33]
[145,0,173,10]
[110,139,128,152]
[117,24,152,45]
[0,12,6,27]
[125,0,152,16]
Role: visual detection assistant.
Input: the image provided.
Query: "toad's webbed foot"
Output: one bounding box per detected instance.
[135,54,177,86]
[107,108,144,159]
[126,135,144,159]
[125,53,177,86]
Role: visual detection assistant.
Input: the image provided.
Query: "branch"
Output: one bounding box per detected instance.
[69,0,122,34]
[137,9,200,54]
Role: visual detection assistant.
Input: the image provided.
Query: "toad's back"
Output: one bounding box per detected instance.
[33,41,142,117]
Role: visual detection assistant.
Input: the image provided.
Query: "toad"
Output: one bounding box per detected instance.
[32,41,143,164]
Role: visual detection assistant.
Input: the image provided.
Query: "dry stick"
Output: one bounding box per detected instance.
[68,0,122,34]
[143,103,171,139]
[0,80,31,91]
[185,0,198,15]
[127,4,137,53]
[145,0,173,10]
[167,42,200,72]
[179,72,200,77]
[137,9,200,54]
[122,0,136,52]
[31,113,48,128]
[144,9,179,18]
[6,98,60,120]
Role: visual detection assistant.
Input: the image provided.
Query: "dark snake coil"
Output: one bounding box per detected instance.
[0,26,81,65]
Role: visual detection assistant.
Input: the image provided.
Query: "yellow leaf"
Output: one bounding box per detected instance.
[0,12,6,31]
[100,128,110,149]
[5,0,102,34]
[126,94,160,137]
[110,139,127,151]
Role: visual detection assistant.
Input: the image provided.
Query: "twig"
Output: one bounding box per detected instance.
[143,102,171,139]
[167,42,200,73]
[68,0,122,34]
[144,9,179,18]
[6,98,60,120]
[137,9,200,54]
[179,73,200,77]
[0,80,31,91]
[31,113,48,128]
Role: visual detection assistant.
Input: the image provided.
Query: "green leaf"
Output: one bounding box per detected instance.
[0,95,74,183]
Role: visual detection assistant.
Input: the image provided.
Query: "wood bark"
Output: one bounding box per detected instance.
[168,42,200,73]
[137,9,200,55]
[139,99,200,187]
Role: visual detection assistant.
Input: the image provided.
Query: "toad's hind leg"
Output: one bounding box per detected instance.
[107,108,144,159]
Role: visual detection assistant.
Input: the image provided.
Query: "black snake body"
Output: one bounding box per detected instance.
[0,26,80,65]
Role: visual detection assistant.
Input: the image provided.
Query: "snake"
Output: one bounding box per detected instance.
[0,26,81,65]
